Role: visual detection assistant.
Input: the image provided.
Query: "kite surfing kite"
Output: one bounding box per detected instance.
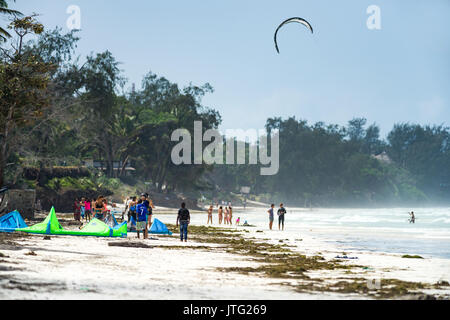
[274,17,313,54]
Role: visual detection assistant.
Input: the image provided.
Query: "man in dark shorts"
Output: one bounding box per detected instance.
[142,193,154,228]
[136,199,148,239]
[277,203,287,231]
[176,202,190,242]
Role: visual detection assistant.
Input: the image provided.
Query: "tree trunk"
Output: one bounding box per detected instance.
[119,155,130,177]
[105,141,114,178]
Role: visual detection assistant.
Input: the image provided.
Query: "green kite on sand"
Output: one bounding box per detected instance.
[16,207,127,238]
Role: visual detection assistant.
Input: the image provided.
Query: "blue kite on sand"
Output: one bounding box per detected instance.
[149,218,172,235]
[0,211,28,232]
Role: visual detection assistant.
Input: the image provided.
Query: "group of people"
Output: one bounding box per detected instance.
[73,195,289,245]
[204,202,287,231]
[73,196,111,222]
[206,204,237,225]
[267,203,287,231]
[73,194,156,239]
[123,193,155,239]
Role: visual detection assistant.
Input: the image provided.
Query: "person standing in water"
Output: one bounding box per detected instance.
[409,211,416,224]
[207,205,213,225]
[268,204,275,230]
[277,203,287,231]
[228,206,233,225]
[177,202,190,242]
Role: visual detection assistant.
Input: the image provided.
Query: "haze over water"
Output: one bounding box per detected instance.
[172,207,450,259]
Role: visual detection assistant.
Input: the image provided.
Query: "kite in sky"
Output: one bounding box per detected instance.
[274,17,314,54]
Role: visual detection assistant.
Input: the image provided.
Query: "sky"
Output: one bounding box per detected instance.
[10,0,450,138]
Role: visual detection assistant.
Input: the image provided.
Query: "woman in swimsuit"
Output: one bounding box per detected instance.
[218,206,223,225]
[207,205,213,225]
[228,206,233,225]
[94,196,105,220]
[224,206,229,225]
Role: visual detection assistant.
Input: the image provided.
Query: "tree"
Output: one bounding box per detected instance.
[0,0,22,42]
[129,72,221,192]
[16,27,82,167]
[387,123,450,195]
[0,15,53,187]
[75,51,127,177]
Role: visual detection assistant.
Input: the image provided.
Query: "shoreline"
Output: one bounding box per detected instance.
[0,207,449,300]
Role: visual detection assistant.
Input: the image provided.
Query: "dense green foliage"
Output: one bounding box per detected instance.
[1,17,221,194]
[208,117,449,206]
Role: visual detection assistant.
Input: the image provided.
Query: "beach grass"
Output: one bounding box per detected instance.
[163,223,436,298]
[401,255,424,259]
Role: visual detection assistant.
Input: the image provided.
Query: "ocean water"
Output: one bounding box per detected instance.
[173,207,450,259]
[232,207,450,259]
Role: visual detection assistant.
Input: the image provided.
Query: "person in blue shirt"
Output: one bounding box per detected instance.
[136,199,149,239]
[140,193,154,230]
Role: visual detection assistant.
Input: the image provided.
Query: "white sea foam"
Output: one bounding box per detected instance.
[177,206,450,259]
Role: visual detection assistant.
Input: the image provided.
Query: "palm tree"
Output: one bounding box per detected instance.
[0,0,22,41]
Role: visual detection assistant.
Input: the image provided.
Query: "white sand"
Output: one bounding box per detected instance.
[0,206,449,300]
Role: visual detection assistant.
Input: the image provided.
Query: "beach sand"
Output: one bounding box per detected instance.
[0,206,449,300]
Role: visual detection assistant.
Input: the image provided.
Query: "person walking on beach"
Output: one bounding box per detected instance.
[218,206,223,225]
[268,204,275,230]
[207,205,213,224]
[229,206,233,225]
[176,202,190,242]
[277,203,287,231]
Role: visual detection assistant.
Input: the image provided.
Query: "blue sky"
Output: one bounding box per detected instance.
[11,0,450,137]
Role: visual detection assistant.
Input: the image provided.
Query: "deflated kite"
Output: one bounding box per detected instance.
[274,17,313,54]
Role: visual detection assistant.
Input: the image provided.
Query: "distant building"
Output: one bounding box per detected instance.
[372,151,392,164]
[83,159,136,175]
